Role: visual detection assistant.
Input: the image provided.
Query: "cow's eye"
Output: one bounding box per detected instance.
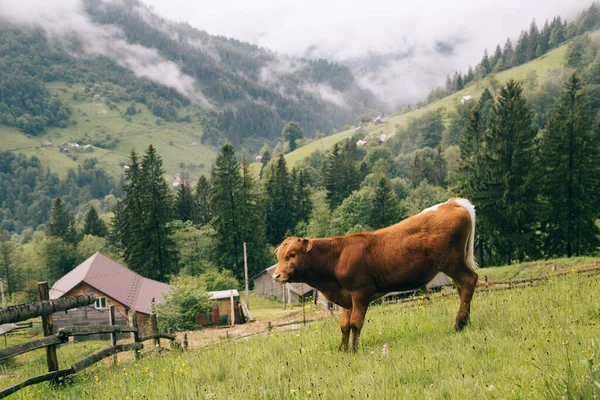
[290,252,296,258]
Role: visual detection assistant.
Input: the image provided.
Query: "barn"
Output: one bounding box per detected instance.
[49,252,171,341]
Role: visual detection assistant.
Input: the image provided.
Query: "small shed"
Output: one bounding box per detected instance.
[196,289,246,326]
[253,265,314,303]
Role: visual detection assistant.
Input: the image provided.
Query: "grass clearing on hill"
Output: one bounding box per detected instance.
[9,272,598,399]
[263,31,600,171]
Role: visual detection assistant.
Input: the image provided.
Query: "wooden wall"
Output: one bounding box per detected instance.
[52,282,152,341]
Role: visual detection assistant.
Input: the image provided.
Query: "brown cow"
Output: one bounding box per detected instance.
[273,198,478,351]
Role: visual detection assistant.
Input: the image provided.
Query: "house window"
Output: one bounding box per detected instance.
[94,297,107,309]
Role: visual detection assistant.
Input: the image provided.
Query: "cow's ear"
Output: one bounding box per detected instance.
[274,245,281,255]
[303,238,313,252]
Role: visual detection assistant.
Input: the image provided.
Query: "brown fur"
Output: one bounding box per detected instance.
[274,198,478,351]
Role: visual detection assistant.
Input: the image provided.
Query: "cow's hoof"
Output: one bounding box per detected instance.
[455,318,468,331]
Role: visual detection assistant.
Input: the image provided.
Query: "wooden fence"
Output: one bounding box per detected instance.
[0,282,178,399]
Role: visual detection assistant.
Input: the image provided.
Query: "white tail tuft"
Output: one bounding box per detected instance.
[452,198,477,270]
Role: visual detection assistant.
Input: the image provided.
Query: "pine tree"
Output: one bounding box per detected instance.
[371,176,401,229]
[540,74,600,257]
[238,160,269,278]
[491,45,502,71]
[292,167,312,227]
[0,229,20,296]
[479,49,491,77]
[139,145,178,281]
[527,20,540,61]
[325,140,361,209]
[175,179,194,222]
[540,20,551,53]
[46,197,76,244]
[211,144,244,277]
[549,17,565,48]
[112,151,146,274]
[502,38,514,69]
[83,205,107,237]
[513,31,529,65]
[193,175,212,226]
[456,89,494,267]
[264,155,294,245]
[483,80,538,264]
[466,66,475,83]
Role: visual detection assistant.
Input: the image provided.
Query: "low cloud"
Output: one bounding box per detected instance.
[143,0,594,108]
[0,0,212,108]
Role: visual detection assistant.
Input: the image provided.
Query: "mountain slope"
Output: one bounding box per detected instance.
[279,29,593,168]
[0,0,380,181]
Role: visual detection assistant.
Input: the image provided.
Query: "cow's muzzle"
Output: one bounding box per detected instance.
[273,273,288,284]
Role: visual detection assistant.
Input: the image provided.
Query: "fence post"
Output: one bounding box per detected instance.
[151,313,160,349]
[109,305,117,365]
[37,282,59,374]
[128,309,140,360]
[183,333,188,350]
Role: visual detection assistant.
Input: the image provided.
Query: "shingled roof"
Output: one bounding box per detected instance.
[49,252,171,315]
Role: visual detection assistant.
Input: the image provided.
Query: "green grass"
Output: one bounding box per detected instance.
[247,294,302,322]
[480,256,599,281]
[5,272,598,399]
[0,82,217,182]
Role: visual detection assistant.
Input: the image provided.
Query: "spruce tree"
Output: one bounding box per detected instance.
[371,176,401,229]
[540,74,600,256]
[193,175,212,226]
[238,160,269,279]
[502,38,514,69]
[46,197,76,244]
[491,45,502,71]
[479,49,491,77]
[175,179,194,222]
[112,151,145,274]
[513,31,529,65]
[139,145,178,281]
[264,155,294,245]
[83,205,107,237]
[292,167,313,227]
[483,80,538,264]
[210,144,244,277]
[456,90,494,266]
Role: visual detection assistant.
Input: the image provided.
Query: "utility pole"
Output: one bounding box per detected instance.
[0,279,5,308]
[243,242,249,309]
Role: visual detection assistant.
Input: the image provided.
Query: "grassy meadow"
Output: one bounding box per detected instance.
[0,82,216,182]
[2,270,598,399]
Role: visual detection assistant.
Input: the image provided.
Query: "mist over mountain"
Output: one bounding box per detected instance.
[0,0,381,152]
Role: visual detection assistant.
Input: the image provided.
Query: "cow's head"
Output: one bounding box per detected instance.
[273,236,312,284]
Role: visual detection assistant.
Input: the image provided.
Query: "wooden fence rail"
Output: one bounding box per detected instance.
[0,283,178,399]
[0,294,96,325]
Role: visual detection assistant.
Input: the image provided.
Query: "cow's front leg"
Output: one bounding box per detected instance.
[339,308,351,351]
[349,294,370,352]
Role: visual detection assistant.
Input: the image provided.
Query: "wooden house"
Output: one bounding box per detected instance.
[49,252,171,341]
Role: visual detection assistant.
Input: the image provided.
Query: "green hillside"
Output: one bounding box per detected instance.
[276,30,598,168]
[0,81,215,183]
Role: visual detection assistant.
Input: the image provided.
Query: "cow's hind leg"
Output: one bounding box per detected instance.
[445,261,478,331]
[339,308,351,351]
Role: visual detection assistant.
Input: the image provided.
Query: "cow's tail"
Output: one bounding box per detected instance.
[453,198,477,270]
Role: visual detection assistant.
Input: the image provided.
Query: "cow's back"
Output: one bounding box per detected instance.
[357,201,471,292]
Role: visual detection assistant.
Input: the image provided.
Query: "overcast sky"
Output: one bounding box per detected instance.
[140,0,593,105]
[0,0,594,107]
[143,0,591,61]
